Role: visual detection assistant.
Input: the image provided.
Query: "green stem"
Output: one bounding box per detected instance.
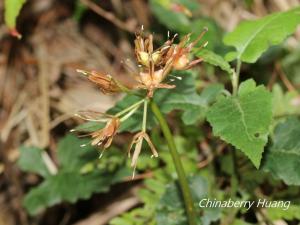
[231,60,242,195]
[142,99,148,132]
[232,59,241,96]
[151,101,197,225]
[115,99,144,117]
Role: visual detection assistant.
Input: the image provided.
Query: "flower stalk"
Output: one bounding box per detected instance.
[150,101,197,225]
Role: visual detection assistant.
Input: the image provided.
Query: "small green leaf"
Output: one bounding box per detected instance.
[223,7,300,63]
[23,170,123,215]
[18,147,51,178]
[195,49,233,75]
[207,79,273,168]
[4,0,26,28]
[263,117,300,185]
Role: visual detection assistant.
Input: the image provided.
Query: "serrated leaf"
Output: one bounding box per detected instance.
[18,147,51,178]
[4,0,26,28]
[207,79,273,168]
[223,7,300,63]
[23,170,124,215]
[21,135,129,215]
[195,49,233,74]
[263,117,300,185]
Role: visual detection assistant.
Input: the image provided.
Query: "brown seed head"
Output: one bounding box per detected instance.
[77,69,121,94]
[90,117,120,149]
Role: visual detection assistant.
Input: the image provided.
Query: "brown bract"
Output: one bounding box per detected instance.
[77,69,121,94]
[128,131,158,170]
[89,117,120,149]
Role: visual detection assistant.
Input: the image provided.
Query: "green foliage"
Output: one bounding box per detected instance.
[18,147,51,178]
[263,117,300,185]
[150,0,223,51]
[156,176,207,225]
[4,0,26,28]
[19,135,128,215]
[195,49,233,75]
[224,7,300,63]
[207,79,273,168]
[150,0,191,33]
[108,73,224,131]
[272,84,300,117]
[154,71,224,125]
[17,4,300,224]
[266,205,300,220]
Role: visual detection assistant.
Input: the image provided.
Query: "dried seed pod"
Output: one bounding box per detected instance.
[77,69,121,94]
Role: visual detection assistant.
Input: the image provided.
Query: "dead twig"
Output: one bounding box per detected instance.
[72,186,140,225]
[1,93,27,142]
[36,43,51,149]
[80,0,136,33]
[276,62,297,92]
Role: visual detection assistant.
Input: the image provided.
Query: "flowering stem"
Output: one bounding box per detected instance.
[115,99,144,117]
[150,101,197,225]
[142,99,148,132]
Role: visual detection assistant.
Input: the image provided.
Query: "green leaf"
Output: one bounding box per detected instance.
[23,170,124,215]
[21,135,129,215]
[155,71,224,125]
[57,134,97,171]
[108,73,223,130]
[195,49,233,74]
[207,79,273,168]
[18,147,51,178]
[272,84,300,117]
[231,219,254,225]
[223,7,300,63]
[189,19,224,51]
[263,117,300,185]
[149,0,191,33]
[266,204,300,220]
[4,0,26,28]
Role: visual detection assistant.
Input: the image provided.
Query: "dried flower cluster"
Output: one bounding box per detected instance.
[75,28,208,177]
